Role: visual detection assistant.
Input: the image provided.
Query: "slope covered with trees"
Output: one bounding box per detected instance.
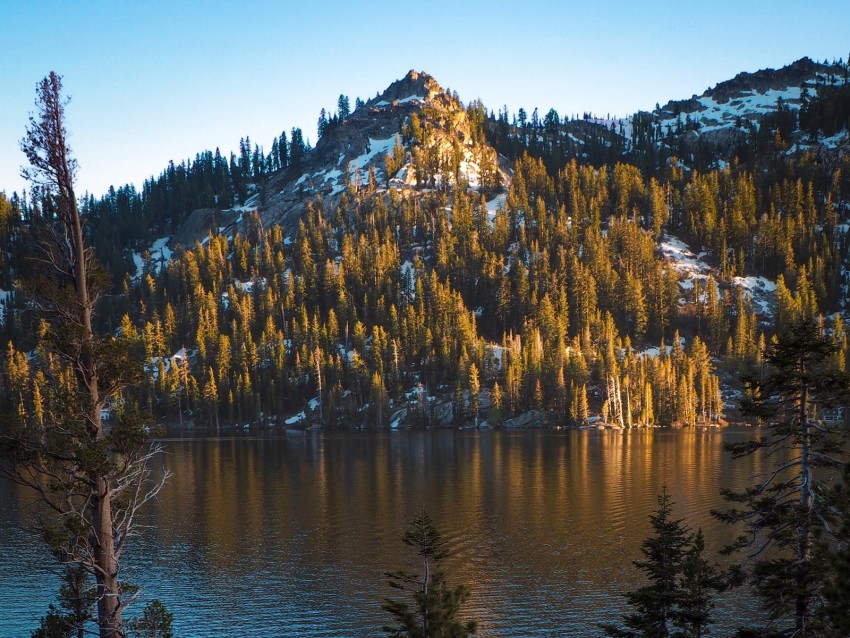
[2,61,850,638]
[2,61,850,431]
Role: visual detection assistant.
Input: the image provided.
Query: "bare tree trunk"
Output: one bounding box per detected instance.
[94,481,122,637]
[65,104,125,638]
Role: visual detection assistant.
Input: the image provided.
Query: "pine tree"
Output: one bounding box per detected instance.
[676,529,725,638]
[1,72,169,638]
[714,318,850,636]
[128,600,173,638]
[317,108,328,140]
[382,511,476,638]
[603,488,717,638]
[572,382,589,425]
[490,382,503,425]
[202,367,219,428]
[337,94,351,120]
[466,362,480,425]
[31,564,95,638]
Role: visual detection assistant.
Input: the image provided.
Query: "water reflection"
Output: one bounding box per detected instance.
[1,428,765,637]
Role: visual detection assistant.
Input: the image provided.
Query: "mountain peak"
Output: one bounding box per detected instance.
[369,70,446,107]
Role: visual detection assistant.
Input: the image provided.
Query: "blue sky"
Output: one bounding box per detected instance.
[1,1,847,198]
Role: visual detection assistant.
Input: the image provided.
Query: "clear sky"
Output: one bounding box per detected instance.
[1,1,847,198]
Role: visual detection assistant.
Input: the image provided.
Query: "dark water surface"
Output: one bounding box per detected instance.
[0,428,769,637]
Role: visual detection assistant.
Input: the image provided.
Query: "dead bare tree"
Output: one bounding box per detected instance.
[1,72,168,638]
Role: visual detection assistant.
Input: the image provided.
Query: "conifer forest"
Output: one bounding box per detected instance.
[1,48,850,638]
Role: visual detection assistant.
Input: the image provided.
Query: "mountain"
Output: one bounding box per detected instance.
[3,58,850,431]
[171,59,849,248]
[651,56,849,147]
[243,70,505,233]
[516,56,850,172]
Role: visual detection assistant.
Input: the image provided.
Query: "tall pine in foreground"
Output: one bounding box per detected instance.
[0,72,168,638]
[382,510,477,638]
[714,318,850,637]
[603,488,723,638]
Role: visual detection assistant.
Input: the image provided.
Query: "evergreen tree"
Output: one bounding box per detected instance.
[338,94,351,120]
[715,318,850,637]
[467,362,480,425]
[317,108,328,139]
[290,128,305,172]
[1,72,168,638]
[677,529,725,638]
[32,564,95,638]
[278,130,288,170]
[382,511,476,638]
[604,488,720,638]
[128,600,173,638]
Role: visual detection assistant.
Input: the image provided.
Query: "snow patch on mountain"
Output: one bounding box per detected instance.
[284,411,306,426]
[486,194,507,227]
[642,59,850,148]
[0,289,11,322]
[349,136,397,185]
[659,235,712,291]
[231,193,261,214]
[235,277,267,294]
[131,236,173,282]
[732,275,777,317]
[147,347,191,380]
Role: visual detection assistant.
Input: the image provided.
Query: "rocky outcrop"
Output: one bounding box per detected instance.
[251,69,503,234]
[504,410,546,429]
[708,57,844,103]
[171,208,222,249]
[366,69,446,106]
[659,57,847,118]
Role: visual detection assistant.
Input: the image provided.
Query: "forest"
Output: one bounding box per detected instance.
[1,58,850,638]
[2,66,850,431]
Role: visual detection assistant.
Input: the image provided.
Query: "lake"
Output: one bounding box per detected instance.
[0,427,769,637]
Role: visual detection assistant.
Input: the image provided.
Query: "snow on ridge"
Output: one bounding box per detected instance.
[657,74,850,136]
[373,95,424,109]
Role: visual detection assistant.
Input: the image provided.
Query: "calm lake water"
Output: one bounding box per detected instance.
[0,428,770,637]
